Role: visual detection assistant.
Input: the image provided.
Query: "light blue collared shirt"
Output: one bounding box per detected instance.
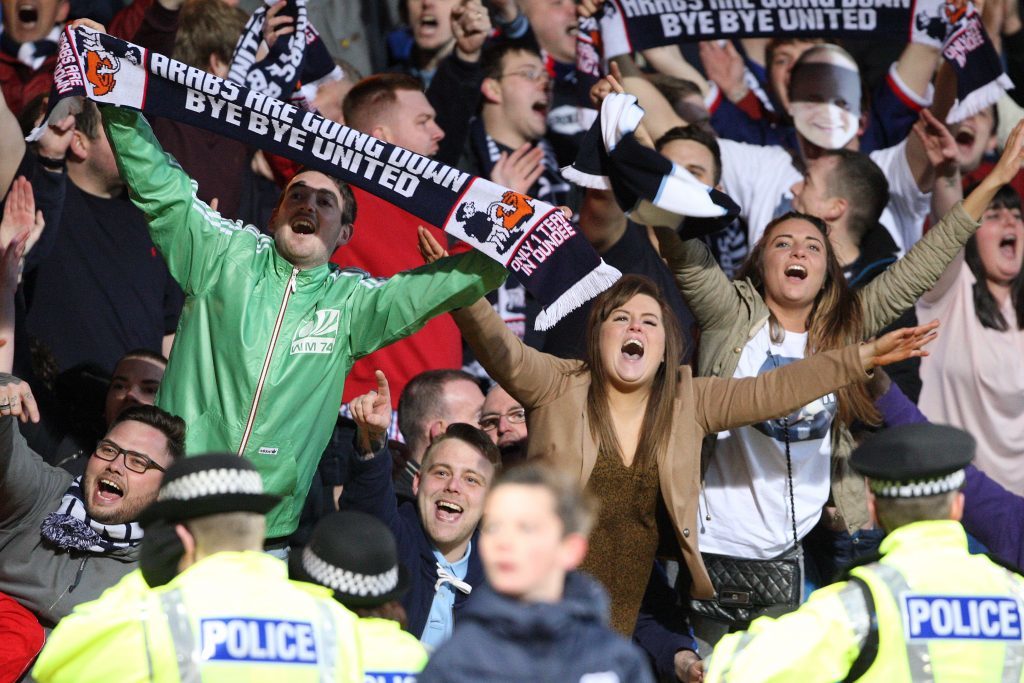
[420,542,472,650]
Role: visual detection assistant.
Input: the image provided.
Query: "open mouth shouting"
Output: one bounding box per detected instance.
[435,499,464,523]
[95,477,125,504]
[1000,232,1019,260]
[290,215,317,235]
[954,124,977,157]
[532,98,549,115]
[621,338,645,361]
[17,3,40,26]
[785,264,808,281]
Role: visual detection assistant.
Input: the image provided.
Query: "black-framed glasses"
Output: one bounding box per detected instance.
[479,408,527,432]
[93,439,167,474]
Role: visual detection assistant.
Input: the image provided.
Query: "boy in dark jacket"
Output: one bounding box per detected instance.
[419,463,655,683]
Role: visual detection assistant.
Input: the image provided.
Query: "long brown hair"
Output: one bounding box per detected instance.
[579,275,685,468]
[736,212,880,427]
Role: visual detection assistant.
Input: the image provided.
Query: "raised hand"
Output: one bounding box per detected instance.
[35,114,75,165]
[1,177,44,256]
[453,0,492,62]
[263,0,295,47]
[699,40,748,102]
[988,118,1024,187]
[0,373,39,424]
[860,319,940,370]
[912,109,958,177]
[349,370,392,454]
[0,231,28,293]
[418,225,449,264]
[490,143,545,194]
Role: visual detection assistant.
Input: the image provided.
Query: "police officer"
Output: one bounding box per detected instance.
[294,510,428,681]
[706,423,1024,682]
[34,454,364,683]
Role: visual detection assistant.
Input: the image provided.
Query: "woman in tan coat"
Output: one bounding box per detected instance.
[419,226,935,634]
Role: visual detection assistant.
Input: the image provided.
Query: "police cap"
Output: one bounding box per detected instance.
[291,511,410,608]
[850,423,975,498]
[139,453,279,526]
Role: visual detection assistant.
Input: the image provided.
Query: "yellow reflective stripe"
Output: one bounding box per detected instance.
[314,600,339,683]
[159,589,202,683]
[867,564,935,682]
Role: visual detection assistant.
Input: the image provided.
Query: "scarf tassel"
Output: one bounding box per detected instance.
[534,260,622,331]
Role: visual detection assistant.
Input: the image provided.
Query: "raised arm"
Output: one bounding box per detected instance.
[863,119,1024,328]
[454,298,577,409]
[101,106,252,296]
[0,84,25,198]
[345,248,507,359]
[693,323,937,435]
[415,224,575,408]
[652,224,747,332]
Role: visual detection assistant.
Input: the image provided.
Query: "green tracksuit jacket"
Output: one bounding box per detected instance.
[102,107,506,537]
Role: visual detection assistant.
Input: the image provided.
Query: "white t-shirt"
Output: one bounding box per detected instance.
[719,138,930,256]
[699,323,837,559]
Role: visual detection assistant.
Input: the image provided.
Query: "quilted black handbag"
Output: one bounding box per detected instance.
[689,410,802,626]
[688,550,801,624]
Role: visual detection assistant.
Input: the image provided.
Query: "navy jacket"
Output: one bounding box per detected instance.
[339,445,485,638]
[420,572,655,683]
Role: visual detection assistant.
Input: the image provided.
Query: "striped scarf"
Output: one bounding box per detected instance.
[39,476,143,553]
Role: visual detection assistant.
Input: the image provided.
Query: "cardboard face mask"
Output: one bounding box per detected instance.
[788,61,862,150]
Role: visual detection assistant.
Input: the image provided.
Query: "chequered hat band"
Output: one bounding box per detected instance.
[158,468,265,502]
[302,547,398,598]
[869,469,966,499]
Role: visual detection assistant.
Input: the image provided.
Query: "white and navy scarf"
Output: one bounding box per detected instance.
[227,0,343,112]
[39,476,143,553]
[595,0,1012,125]
[0,25,61,69]
[911,0,1014,122]
[564,93,739,238]
[33,26,623,329]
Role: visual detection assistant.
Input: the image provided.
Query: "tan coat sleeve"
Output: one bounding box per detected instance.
[653,226,746,332]
[691,344,866,435]
[453,299,578,408]
[859,201,979,336]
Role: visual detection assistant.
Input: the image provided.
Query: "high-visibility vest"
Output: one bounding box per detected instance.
[707,521,1024,682]
[35,552,364,683]
[848,522,1024,682]
[358,617,428,683]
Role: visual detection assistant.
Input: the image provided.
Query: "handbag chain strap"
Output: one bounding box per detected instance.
[767,345,800,553]
[780,415,799,552]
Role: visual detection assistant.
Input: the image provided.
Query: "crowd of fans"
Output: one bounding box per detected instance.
[0,0,1022,679]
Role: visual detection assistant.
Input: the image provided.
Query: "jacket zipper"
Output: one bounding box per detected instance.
[238,267,299,456]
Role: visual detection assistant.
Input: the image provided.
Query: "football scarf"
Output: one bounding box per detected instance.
[33,26,622,329]
[564,92,739,237]
[227,0,343,112]
[596,0,1012,124]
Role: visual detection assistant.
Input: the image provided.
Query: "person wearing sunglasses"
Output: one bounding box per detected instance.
[0,376,185,632]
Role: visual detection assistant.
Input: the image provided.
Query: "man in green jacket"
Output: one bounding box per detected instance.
[100,106,507,544]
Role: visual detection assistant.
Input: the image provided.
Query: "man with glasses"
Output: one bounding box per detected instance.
[479,384,527,467]
[0,373,185,630]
